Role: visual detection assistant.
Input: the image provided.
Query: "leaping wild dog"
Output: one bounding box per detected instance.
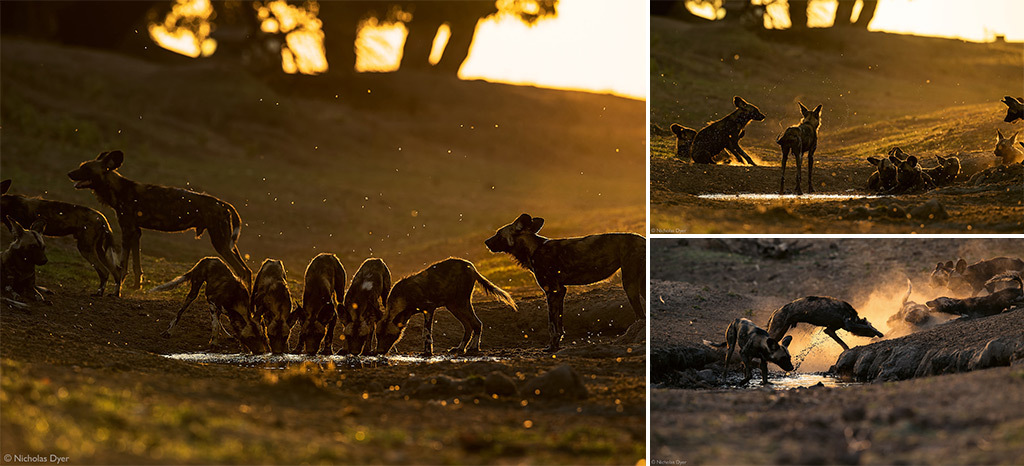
[375,258,515,356]
[776,102,822,195]
[687,96,766,165]
[766,296,883,351]
[485,214,645,352]
[887,279,940,332]
[251,259,292,354]
[705,318,793,386]
[67,150,252,289]
[927,272,1023,318]
[931,256,1024,296]
[1002,96,1024,123]
[292,253,347,355]
[2,179,123,296]
[150,257,269,354]
[341,258,391,356]
[1,217,49,310]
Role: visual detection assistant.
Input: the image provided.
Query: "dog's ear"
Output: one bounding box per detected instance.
[513,213,532,231]
[954,259,967,274]
[906,155,918,167]
[6,216,25,238]
[102,150,125,170]
[529,217,545,233]
[28,219,46,233]
[997,130,1005,142]
[1009,131,1019,143]
[799,102,809,115]
[813,104,822,116]
[1,179,11,194]
[733,96,746,108]
[780,335,793,348]
[943,260,954,269]
[867,156,882,166]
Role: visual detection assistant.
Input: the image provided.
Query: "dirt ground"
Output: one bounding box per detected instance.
[649,238,1024,464]
[0,38,645,464]
[650,21,1024,233]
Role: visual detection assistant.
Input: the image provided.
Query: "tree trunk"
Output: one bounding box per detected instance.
[834,0,855,26]
[853,0,878,28]
[788,0,808,29]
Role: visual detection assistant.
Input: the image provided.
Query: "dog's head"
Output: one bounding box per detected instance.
[374,293,411,356]
[844,315,884,339]
[894,155,924,187]
[342,317,376,356]
[764,335,794,372]
[867,156,898,188]
[733,96,766,122]
[485,213,545,253]
[222,303,270,354]
[5,216,48,267]
[943,258,976,295]
[933,155,961,181]
[293,303,334,355]
[931,260,956,288]
[995,130,1022,165]
[1003,96,1024,123]
[798,103,822,129]
[68,150,124,189]
[925,296,959,315]
[669,123,697,158]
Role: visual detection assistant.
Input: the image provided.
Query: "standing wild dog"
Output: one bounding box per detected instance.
[994,130,1023,165]
[375,258,515,356]
[927,273,1023,317]
[150,257,269,354]
[669,123,698,160]
[931,256,1024,296]
[1,217,49,309]
[766,296,883,351]
[67,150,252,289]
[251,259,292,354]
[341,258,391,356]
[777,103,822,195]
[485,214,645,352]
[1002,96,1024,123]
[2,179,123,296]
[292,253,346,355]
[688,96,766,165]
[705,318,793,386]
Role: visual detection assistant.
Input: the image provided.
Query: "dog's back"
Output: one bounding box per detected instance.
[341,258,392,355]
[302,253,347,314]
[689,96,765,164]
[252,259,291,353]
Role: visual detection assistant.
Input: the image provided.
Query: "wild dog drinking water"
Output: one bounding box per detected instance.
[375,258,515,356]
[251,259,292,354]
[1,217,48,310]
[2,179,122,296]
[293,253,346,355]
[927,273,1023,318]
[688,96,766,165]
[485,214,645,352]
[340,258,391,356]
[67,150,252,289]
[1002,96,1024,123]
[994,130,1023,165]
[150,257,269,354]
[766,296,883,351]
[777,103,822,195]
[705,318,793,386]
[931,256,1024,296]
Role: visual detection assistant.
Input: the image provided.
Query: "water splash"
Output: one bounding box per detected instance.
[791,328,830,372]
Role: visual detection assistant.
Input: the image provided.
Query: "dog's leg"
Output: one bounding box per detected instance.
[740,357,753,385]
[2,296,31,312]
[722,343,734,383]
[207,303,223,347]
[320,313,337,355]
[121,227,144,289]
[824,328,851,351]
[727,142,757,166]
[760,358,770,385]
[452,299,483,355]
[162,281,201,337]
[779,147,790,195]
[543,286,567,352]
[795,150,804,195]
[622,255,646,320]
[76,234,109,296]
[210,228,252,288]
[807,146,816,193]
[421,309,435,357]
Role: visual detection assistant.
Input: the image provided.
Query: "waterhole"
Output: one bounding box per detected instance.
[698,193,883,201]
[724,372,858,390]
[163,352,502,369]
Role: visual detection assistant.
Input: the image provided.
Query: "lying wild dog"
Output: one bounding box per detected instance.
[777,103,822,195]
[2,179,122,296]
[68,150,252,289]
[922,155,961,186]
[1,217,49,310]
[866,155,899,192]
[375,258,515,356]
[292,253,346,355]
[669,123,698,160]
[931,256,1024,296]
[340,258,391,356]
[151,257,269,353]
[705,318,793,386]
[927,273,1023,318]
[766,296,883,351]
[994,130,1023,165]
[251,259,292,354]
[1003,96,1024,123]
[689,96,765,165]
[485,214,645,352]
[887,279,940,332]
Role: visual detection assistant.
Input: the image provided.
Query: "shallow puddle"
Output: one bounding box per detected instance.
[163,352,502,369]
[698,193,883,201]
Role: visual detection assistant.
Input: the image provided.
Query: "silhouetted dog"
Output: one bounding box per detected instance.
[251,259,292,354]
[994,130,1023,165]
[777,103,822,195]
[151,257,269,354]
[766,296,883,351]
[866,155,899,192]
[292,253,346,355]
[1002,96,1024,123]
[927,273,1023,317]
[375,258,515,356]
[931,256,1024,296]
[706,318,793,386]
[341,258,391,356]
[1,217,49,310]
[669,123,698,160]
[2,179,122,296]
[485,214,645,352]
[688,96,766,165]
[923,155,961,186]
[68,150,252,289]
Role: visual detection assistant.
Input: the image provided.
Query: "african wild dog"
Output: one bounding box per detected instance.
[892,155,935,194]
[341,258,391,356]
[375,258,515,356]
[1,217,49,310]
[994,130,1023,165]
[669,123,697,160]
[887,279,940,333]
[2,179,123,296]
[1002,96,1024,123]
[251,259,292,354]
[150,257,269,354]
[927,273,1023,318]
[766,296,883,351]
[688,96,766,165]
[485,214,645,352]
[923,155,961,186]
[777,103,822,195]
[866,155,898,192]
[67,150,252,289]
[292,253,346,355]
[705,318,793,386]
[931,256,1024,296]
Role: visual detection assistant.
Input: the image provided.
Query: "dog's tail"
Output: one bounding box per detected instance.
[149,259,209,293]
[229,205,242,243]
[984,271,1023,291]
[98,222,123,281]
[703,339,727,349]
[470,265,517,311]
[902,278,913,307]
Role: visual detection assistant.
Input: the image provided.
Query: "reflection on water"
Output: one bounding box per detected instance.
[731,372,858,390]
[163,352,501,369]
[698,193,883,201]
